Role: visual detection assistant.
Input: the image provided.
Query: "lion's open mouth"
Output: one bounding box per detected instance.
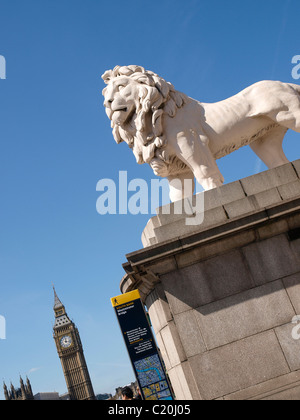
[112,106,135,126]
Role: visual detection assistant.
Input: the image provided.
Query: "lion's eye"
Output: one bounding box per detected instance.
[118,85,125,91]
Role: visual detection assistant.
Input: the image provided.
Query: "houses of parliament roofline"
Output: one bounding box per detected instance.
[3,377,34,401]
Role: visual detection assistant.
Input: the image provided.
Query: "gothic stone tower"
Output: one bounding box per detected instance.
[52,287,95,401]
[3,377,34,400]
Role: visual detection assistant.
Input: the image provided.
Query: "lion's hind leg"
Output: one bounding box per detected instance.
[250,126,289,169]
[268,86,300,133]
[271,110,300,133]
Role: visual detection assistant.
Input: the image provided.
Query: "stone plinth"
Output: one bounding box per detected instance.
[121,160,300,400]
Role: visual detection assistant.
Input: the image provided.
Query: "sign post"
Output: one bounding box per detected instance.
[111,290,174,401]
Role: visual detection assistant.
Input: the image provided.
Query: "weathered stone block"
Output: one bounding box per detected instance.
[175,228,256,269]
[153,219,195,243]
[287,212,300,230]
[162,269,203,315]
[141,217,160,247]
[275,323,300,372]
[240,163,298,196]
[153,205,228,244]
[162,249,254,314]
[224,196,259,219]
[223,371,300,400]
[278,179,300,200]
[189,180,246,211]
[257,219,289,241]
[283,273,300,314]
[174,310,207,358]
[155,331,171,371]
[167,362,202,400]
[195,280,294,349]
[146,285,173,335]
[242,235,300,285]
[254,188,282,208]
[189,331,289,400]
[156,198,194,226]
[261,386,300,400]
[147,256,178,276]
[160,321,187,368]
[292,159,300,178]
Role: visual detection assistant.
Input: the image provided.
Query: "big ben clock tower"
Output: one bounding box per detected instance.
[52,287,95,400]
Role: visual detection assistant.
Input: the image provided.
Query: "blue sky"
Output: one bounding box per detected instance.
[0,0,300,398]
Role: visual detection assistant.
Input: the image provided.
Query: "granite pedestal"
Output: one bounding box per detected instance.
[121,160,300,400]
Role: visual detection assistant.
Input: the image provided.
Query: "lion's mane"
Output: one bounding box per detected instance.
[102,65,188,171]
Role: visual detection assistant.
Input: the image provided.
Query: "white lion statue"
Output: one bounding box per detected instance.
[102,65,300,202]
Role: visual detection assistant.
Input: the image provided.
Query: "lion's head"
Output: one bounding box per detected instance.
[102,65,188,176]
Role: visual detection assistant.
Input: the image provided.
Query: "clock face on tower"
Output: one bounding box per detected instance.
[60,335,72,349]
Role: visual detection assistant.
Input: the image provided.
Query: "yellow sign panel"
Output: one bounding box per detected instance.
[110,289,141,307]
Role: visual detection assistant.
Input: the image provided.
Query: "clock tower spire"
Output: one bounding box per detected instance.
[52,287,95,400]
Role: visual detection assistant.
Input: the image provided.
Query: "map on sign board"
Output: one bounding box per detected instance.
[134,354,172,400]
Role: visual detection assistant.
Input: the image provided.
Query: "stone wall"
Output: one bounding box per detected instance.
[121,160,300,400]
